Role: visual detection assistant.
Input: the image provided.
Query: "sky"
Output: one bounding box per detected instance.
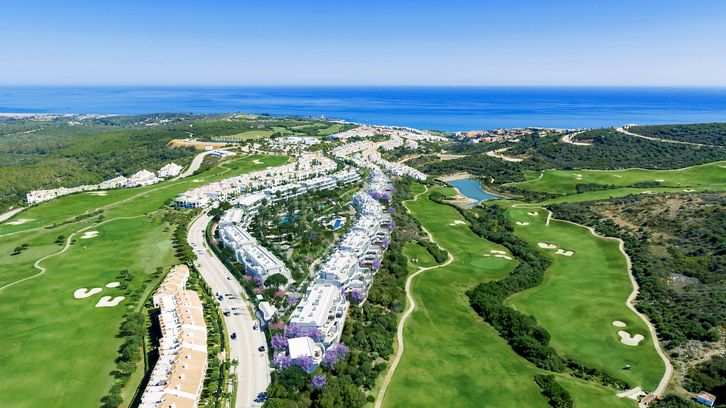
[1,0,725,86]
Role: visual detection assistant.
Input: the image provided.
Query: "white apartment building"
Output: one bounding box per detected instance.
[218,207,245,228]
[219,225,257,251]
[237,245,293,283]
[289,284,349,346]
[125,170,161,188]
[288,337,324,374]
[158,162,183,178]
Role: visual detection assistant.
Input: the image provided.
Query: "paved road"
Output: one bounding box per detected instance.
[188,214,270,407]
[0,208,24,223]
[175,151,214,180]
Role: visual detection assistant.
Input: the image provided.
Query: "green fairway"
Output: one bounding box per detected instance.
[0,216,176,408]
[382,185,636,408]
[504,207,664,391]
[0,154,287,408]
[506,161,726,195]
[401,242,438,269]
[221,129,273,139]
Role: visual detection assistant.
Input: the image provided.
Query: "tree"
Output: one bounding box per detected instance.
[278,366,307,392]
[13,246,24,254]
[221,245,236,260]
[265,273,289,288]
[100,394,124,408]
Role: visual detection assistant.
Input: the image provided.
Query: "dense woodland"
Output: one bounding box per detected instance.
[419,154,526,184]
[629,123,726,146]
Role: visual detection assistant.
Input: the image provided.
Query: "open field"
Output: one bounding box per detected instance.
[382,185,635,408]
[506,161,726,195]
[0,154,286,408]
[504,207,664,391]
[224,129,273,139]
[401,242,438,269]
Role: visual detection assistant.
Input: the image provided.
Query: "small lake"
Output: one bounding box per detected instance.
[447,179,501,205]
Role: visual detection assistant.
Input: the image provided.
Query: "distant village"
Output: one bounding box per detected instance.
[454,127,577,143]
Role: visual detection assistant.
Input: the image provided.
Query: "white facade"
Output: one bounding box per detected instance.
[158,162,183,178]
[289,284,348,346]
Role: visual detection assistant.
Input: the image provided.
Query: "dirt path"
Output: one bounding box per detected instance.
[486,147,523,162]
[616,127,724,148]
[0,208,24,223]
[374,185,454,407]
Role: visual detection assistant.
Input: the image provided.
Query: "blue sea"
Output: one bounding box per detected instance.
[1,86,726,131]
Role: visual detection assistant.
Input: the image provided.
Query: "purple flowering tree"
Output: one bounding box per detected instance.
[305,327,323,342]
[253,276,264,287]
[284,323,303,339]
[311,375,327,389]
[294,354,314,372]
[286,295,299,306]
[371,259,381,270]
[350,289,364,302]
[271,333,288,351]
[358,258,365,267]
[381,193,391,201]
[387,221,396,230]
[371,191,381,200]
[273,352,292,371]
[388,207,395,214]
[381,238,390,248]
[388,179,395,184]
[322,342,349,368]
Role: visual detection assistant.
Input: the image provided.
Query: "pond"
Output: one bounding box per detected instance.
[447,179,500,205]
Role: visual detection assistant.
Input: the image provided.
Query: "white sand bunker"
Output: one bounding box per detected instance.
[7,218,33,225]
[641,191,653,194]
[495,255,513,260]
[684,189,696,192]
[88,191,107,196]
[555,249,574,256]
[106,282,120,288]
[617,387,647,400]
[613,175,622,178]
[655,179,665,182]
[449,220,466,226]
[538,243,558,249]
[95,296,125,307]
[253,159,264,164]
[193,179,204,182]
[516,222,529,226]
[483,254,491,257]
[618,331,644,346]
[80,231,99,239]
[527,212,539,216]
[612,321,627,327]
[74,288,102,299]
[490,250,506,254]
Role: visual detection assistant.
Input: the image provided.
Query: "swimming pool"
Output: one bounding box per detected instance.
[333,219,341,228]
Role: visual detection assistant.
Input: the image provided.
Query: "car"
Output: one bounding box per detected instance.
[218,296,223,301]
[258,346,265,352]
[253,324,258,330]
[231,332,237,340]
[227,276,232,280]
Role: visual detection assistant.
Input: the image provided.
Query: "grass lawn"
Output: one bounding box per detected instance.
[504,207,664,391]
[506,161,726,195]
[0,216,176,408]
[0,154,286,408]
[222,130,273,139]
[401,242,438,269]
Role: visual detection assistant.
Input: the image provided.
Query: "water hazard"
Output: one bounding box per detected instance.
[447,179,500,205]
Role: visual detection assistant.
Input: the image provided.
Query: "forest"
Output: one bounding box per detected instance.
[419,154,526,184]
[628,123,726,146]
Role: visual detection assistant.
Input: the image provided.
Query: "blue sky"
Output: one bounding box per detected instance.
[1,0,725,86]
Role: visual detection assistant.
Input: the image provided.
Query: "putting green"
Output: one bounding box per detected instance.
[505,206,664,390]
[382,185,634,408]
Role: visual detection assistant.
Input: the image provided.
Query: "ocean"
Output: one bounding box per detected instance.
[1,86,726,131]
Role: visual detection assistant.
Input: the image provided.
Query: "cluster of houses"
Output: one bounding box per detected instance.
[25,164,182,204]
[328,125,446,144]
[174,153,337,208]
[139,265,208,408]
[366,151,427,180]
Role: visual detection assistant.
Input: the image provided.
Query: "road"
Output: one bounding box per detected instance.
[175,151,214,180]
[616,127,723,148]
[188,214,270,407]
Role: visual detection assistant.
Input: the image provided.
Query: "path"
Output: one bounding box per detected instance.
[485,147,523,162]
[374,186,454,407]
[511,204,673,398]
[561,131,590,146]
[616,127,723,148]
[0,207,24,223]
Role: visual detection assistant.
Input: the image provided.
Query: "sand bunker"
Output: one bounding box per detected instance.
[106,282,120,288]
[490,250,506,254]
[81,231,99,239]
[527,212,539,216]
[74,288,102,299]
[193,179,204,182]
[7,218,33,225]
[495,255,513,260]
[655,179,665,182]
[95,296,125,307]
[684,189,696,192]
[516,222,529,226]
[618,331,644,346]
[554,249,574,256]
[483,254,491,257]
[253,159,264,164]
[612,321,627,327]
[88,191,107,196]
[613,175,622,177]
[617,387,647,400]
[641,191,653,194]
[538,243,557,249]
[449,220,466,226]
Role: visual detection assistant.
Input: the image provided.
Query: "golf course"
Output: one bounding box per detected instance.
[0,154,288,408]
[381,184,637,408]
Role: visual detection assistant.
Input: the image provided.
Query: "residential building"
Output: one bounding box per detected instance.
[289,284,348,346]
